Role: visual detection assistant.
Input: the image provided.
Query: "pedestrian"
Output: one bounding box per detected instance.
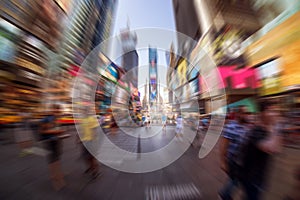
[162,114,167,132]
[219,106,249,200]
[147,115,151,128]
[197,117,206,135]
[202,117,209,129]
[40,104,66,191]
[240,101,283,200]
[98,114,105,126]
[110,115,118,135]
[102,113,111,133]
[175,114,183,138]
[78,106,101,179]
[142,115,146,127]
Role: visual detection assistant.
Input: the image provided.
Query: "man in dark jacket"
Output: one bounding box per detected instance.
[241,101,282,200]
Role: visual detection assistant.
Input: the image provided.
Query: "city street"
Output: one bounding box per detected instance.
[0,125,223,199]
[0,125,299,200]
[1,1,300,200]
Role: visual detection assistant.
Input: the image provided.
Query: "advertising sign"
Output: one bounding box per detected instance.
[256,59,283,95]
[0,20,20,63]
[177,58,187,85]
[69,65,80,76]
[189,78,199,95]
[106,63,119,82]
[149,48,157,103]
[0,33,16,63]
[150,84,157,101]
[218,66,259,89]
[149,60,156,79]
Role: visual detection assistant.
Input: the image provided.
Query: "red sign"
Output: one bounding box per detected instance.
[69,65,80,76]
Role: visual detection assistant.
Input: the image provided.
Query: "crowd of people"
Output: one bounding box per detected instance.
[219,101,286,200]
[4,101,299,198]
[12,104,101,191]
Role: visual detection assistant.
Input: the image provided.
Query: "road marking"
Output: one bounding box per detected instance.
[145,183,201,200]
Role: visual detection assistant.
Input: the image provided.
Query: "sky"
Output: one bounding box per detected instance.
[110,0,177,100]
[112,0,176,36]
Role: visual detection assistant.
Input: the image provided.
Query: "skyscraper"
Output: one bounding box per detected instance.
[149,47,158,106]
[120,23,139,88]
[54,0,118,112]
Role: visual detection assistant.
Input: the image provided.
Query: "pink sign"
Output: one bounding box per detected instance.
[218,66,259,89]
[200,66,259,92]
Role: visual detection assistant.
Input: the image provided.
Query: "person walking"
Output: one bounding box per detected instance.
[240,101,283,200]
[146,115,151,128]
[175,114,183,138]
[40,104,66,191]
[219,106,249,200]
[162,114,167,133]
[78,107,101,179]
[142,115,146,127]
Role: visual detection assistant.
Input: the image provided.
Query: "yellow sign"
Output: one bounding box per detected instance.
[260,77,282,96]
[246,11,300,91]
[177,58,187,85]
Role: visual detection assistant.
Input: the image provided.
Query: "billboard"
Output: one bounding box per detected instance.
[177,77,199,101]
[256,59,283,95]
[200,66,259,94]
[187,66,198,81]
[189,78,199,95]
[0,19,20,63]
[149,48,157,103]
[177,58,187,85]
[218,66,259,89]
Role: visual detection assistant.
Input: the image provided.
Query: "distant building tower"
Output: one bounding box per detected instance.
[142,79,148,109]
[120,21,139,88]
[166,43,176,104]
[149,47,158,106]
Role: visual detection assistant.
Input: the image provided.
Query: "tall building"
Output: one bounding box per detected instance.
[172,0,202,56]
[166,43,176,104]
[51,0,117,112]
[92,0,117,51]
[173,0,262,67]
[0,0,66,111]
[149,47,158,106]
[142,79,149,109]
[120,23,139,89]
[171,0,266,114]
[192,0,262,66]
[58,0,117,73]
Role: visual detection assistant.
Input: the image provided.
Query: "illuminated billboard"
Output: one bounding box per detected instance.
[256,59,283,95]
[149,48,157,103]
[177,58,187,85]
[218,66,259,89]
[200,66,259,94]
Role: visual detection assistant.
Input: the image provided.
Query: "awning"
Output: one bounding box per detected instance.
[227,97,257,112]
